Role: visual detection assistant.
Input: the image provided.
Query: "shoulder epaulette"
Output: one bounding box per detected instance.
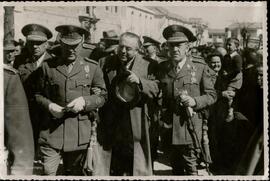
[4,64,18,74]
[82,43,96,50]
[191,55,206,65]
[84,57,98,65]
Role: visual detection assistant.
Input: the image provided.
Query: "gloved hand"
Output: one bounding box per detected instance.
[91,87,101,95]
[180,95,196,107]
[66,96,86,113]
[49,103,64,118]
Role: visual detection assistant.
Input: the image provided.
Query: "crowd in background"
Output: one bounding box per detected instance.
[3,19,264,177]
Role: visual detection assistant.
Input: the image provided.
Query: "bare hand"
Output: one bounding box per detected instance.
[127,71,140,84]
[49,103,64,118]
[66,96,86,113]
[222,90,235,99]
[180,95,196,107]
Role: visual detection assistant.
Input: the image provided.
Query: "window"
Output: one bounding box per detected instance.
[86,6,90,14]
[105,6,109,11]
[131,11,134,15]
[145,15,147,19]
[139,13,142,17]
[209,35,212,38]
[115,6,118,13]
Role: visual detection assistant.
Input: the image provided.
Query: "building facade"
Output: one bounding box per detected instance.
[13,6,206,45]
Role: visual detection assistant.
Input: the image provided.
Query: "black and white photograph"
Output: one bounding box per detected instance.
[0,1,268,180]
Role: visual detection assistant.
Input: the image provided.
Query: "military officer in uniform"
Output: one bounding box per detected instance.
[142,36,164,64]
[4,64,34,175]
[16,24,53,160]
[35,25,107,175]
[158,25,217,175]
[78,15,96,58]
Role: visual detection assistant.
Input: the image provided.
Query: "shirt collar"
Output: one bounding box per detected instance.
[176,56,187,69]
[230,51,238,58]
[36,52,46,67]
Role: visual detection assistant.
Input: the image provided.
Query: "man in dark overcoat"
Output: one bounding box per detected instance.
[34,25,107,175]
[4,64,34,175]
[98,32,159,176]
[157,25,217,175]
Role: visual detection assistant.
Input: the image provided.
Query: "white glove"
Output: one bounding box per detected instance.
[180,95,196,107]
[49,103,64,118]
[66,96,86,113]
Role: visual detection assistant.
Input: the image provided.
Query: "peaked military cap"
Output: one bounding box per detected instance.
[22,24,52,41]
[4,39,16,51]
[142,36,160,47]
[163,24,197,43]
[55,25,89,45]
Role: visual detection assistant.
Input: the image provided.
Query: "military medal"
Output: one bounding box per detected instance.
[190,66,197,84]
[85,65,90,78]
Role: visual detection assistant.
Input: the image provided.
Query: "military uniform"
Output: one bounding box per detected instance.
[16,24,53,158]
[35,25,107,175]
[158,25,216,175]
[4,65,34,175]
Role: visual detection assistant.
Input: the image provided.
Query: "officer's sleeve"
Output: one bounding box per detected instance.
[4,73,34,175]
[83,66,107,112]
[34,65,53,110]
[193,65,217,110]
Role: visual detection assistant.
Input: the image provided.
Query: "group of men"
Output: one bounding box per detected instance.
[3,18,263,176]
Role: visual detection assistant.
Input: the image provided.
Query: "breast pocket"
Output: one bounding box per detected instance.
[183,76,200,97]
[76,80,92,96]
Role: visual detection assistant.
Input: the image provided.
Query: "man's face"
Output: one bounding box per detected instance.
[118,36,138,63]
[226,40,237,53]
[4,50,15,64]
[167,41,188,63]
[14,45,22,56]
[144,44,156,58]
[27,40,48,59]
[210,56,222,73]
[60,42,80,62]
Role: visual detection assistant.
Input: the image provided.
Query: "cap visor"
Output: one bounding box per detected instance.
[60,38,82,46]
[27,35,47,42]
[4,46,15,51]
[167,37,189,43]
[143,42,153,47]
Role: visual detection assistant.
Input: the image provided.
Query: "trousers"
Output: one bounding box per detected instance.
[40,145,85,175]
[170,144,198,175]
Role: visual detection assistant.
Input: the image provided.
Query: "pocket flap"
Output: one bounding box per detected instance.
[76,80,90,87]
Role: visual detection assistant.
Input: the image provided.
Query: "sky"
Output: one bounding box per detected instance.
[165,2,265,29]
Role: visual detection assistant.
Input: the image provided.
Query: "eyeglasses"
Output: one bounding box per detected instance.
[27,41,46,46]
[167,42,187,49]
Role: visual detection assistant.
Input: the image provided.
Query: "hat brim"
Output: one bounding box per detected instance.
[115,80,140,103]
[104,45,118,53]
[4,46,15,51]
[143,42,154,47]
[60,38,82,46]
[27,35,47,42]
[100,37,119,42]
[166,37,189,43]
